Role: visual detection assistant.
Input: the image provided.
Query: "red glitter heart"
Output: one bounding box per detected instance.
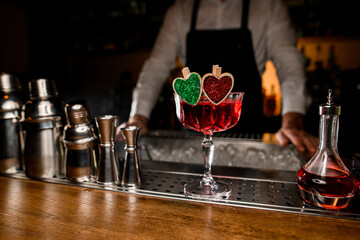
[202,73,234,105]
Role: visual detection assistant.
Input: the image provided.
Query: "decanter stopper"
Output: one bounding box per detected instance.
[319,89,341,115]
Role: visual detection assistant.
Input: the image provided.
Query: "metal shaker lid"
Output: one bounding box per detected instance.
[65,100,92,125]
[63,124,97,145]
[0,93,22,112]
[0,94,21,119]
[0,73,22,92]
[23,97,65,120]
[29,78,58,99]
[319,89,341,115]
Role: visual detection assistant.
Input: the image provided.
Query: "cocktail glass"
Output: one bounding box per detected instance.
[174,92,244,199]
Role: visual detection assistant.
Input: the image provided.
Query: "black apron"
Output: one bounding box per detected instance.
[186,0,264,133]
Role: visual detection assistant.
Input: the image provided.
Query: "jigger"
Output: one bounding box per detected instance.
[121,126,142,188]
[94,115,119,185]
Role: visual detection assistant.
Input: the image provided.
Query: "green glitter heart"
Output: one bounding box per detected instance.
[173,73,201,105]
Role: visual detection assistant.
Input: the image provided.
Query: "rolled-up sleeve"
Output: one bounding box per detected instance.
[266,0,307,115]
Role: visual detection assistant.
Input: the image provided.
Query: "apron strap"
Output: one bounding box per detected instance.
[190,0,201,31]
[241,0,250,29]
[190,0,250,31]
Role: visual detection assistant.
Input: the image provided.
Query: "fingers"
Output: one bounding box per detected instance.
[115,121,149,142]
[275,130,290,147]
[115,125,125,142]
[275,128,318,154]
[283,129,306,154]
[115,122,135,142]
[301,133,318,155]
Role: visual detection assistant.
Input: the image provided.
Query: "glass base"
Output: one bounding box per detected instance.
[299,188,353,210]
[184,179,232,199]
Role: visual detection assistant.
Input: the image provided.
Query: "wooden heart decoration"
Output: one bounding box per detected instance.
[202,66,234,105]
[172,67,202,105]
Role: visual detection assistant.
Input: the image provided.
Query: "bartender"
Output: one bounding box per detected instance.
[117,0,318,155]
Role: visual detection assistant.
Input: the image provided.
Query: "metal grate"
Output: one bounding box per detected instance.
[140,170,302,207]
[138,170,360,220]
[7,163,360,221]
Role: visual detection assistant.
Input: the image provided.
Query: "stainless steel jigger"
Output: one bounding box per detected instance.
[94,115,119,185]
[121,126,142,188]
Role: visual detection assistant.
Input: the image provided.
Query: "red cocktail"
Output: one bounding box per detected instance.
[176,95,242,134]
[174,92,244,198]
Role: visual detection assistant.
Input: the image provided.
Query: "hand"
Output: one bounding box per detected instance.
[115,114,149,142]
[275,112,318,155]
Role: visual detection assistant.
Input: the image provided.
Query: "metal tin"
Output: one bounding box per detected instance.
[0,73,24,174]
[22,117,63,179]
[0,118,23,174]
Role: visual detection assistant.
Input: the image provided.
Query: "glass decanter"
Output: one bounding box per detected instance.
[296,90,358,209]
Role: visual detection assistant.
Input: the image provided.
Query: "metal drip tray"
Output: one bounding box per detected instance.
[141,171,300,205]
[7,160,360,221]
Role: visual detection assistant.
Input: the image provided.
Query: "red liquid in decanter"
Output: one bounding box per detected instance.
[297,167,359,209]
[296,90,359,210]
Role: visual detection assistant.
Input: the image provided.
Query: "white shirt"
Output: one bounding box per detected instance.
[130,0,307,119]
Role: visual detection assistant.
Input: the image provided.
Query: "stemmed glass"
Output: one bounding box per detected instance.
[174,92,244,199]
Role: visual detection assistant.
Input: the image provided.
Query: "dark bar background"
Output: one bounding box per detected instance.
[0,0,359,157]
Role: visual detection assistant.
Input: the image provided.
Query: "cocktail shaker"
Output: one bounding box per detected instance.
[22,79,65,179]
[95,115,120,185]
[121,126,142,188]
[63,100,98,182]
[0,73,24,174]
[23,116,63,178]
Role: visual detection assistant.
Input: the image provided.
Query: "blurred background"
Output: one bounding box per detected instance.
[0,0,359,156]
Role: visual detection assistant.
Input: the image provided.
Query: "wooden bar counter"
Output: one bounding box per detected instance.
[0,176,359,239]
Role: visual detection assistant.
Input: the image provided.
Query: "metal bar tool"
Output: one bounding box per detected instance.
[95,115,120,185]
[121,126,142,188]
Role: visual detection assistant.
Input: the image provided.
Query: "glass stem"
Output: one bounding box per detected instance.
[202,134,214,185]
